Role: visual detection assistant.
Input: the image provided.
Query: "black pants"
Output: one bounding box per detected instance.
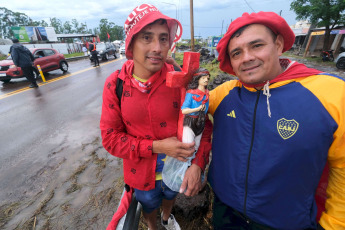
[92,53,99,66]
[212,193,323,230]
[21,66,36,84]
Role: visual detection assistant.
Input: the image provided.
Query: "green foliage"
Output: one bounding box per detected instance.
[0,7,51,38]
[98,19,124,42]
[0,7,123,43]
[64,52,84,58]
[173,52,222,82]
[290,0,345,50]
[291,0,345,26]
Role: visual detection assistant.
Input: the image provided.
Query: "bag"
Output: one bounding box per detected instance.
[162,156,191,192]
[195,108,206,130]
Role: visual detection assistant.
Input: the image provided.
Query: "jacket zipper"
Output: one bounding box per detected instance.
[243,90,261,216]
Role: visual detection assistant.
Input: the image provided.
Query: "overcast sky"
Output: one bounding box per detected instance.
[2,0,298,39]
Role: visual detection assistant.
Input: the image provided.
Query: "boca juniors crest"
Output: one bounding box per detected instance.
[277,118,299,140]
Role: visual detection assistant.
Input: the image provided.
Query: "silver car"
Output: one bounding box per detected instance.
[120,45,126,54]
[335,52,345,69]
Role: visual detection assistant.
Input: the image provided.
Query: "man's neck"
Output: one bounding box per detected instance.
[133,68,155,80]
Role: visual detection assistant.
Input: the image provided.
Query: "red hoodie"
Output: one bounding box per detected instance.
[100,60,212,191]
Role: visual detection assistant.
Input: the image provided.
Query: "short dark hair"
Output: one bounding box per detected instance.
[230,24,277,41]
[11,38,19,43]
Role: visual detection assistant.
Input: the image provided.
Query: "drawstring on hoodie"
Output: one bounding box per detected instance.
[262,81,271,118]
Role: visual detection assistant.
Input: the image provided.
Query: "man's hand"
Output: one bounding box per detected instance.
[166,56,181,70]
[180,164,202,196]
[152,137,194,162]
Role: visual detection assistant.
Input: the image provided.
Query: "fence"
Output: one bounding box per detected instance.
[0,43,83,55]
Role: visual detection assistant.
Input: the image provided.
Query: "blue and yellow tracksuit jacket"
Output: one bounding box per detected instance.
[208,70,345,229]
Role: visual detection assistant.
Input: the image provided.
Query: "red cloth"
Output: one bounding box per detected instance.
[107,32,110,39]
[100,60,212,191]
[217,11,295,75]
[187,89,209,104]
[130,67,164,93]
[124,4,182,59]
[106,188,134,230]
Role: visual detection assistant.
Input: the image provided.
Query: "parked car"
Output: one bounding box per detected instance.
[0,48,68,83]
[120,44,126,54]
[335,51,345,69]
[89,42,118,62]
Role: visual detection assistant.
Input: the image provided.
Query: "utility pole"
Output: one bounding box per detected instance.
[190,0,194,51]
[221,20,224,36]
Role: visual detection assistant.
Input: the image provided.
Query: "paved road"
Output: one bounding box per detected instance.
[0,55,127,229]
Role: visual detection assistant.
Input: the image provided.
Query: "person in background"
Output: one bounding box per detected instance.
[100,4,212,230]
[89,41,99,67]
[208,11,345,229]
[82,45,88,56]
[10,38,38,88]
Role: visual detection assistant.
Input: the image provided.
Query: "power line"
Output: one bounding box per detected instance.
[243,0,256,13]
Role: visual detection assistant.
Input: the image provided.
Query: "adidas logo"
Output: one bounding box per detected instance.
[227,110,236,118]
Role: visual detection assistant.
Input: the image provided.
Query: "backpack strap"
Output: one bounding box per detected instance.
[115,65,180,108]
[116,69,123,107]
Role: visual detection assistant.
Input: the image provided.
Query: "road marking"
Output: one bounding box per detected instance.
[0,57,124,100]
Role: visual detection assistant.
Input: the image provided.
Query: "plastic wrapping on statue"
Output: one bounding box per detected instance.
[163,68,210,192]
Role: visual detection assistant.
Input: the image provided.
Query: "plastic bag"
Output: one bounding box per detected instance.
[162,154,194,192]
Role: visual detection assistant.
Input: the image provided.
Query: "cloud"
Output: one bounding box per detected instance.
[1,0,297,38]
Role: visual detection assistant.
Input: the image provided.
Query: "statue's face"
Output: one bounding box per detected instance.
[198,75,210,87]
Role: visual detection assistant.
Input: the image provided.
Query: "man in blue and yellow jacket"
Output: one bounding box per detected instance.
[208,11,345,229]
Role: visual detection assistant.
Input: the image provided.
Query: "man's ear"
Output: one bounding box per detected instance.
[276,34,284,56]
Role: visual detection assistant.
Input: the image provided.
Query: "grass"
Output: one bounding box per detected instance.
[0,54,7,61]
[174,52,225,81]
[282,51,337,67]
[64,52,85,58]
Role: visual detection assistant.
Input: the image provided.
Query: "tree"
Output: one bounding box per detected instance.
[98,18,124,42]
[0,7,32,38]
[63,21,73,34]
[50,17,63,34]
[291,0,345,51]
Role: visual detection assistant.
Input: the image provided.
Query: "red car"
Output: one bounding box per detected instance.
[0,48,68,83]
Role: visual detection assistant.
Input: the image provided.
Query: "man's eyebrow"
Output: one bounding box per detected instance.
[249,39,264,45]
[229,38,265,54]
[137,31,169,37]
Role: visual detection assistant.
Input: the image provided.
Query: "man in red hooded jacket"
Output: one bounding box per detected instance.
[208,11,345,230]
[100,4,212,230]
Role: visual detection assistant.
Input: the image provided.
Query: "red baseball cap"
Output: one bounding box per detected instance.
[124,4,182,59]
[217,11,295,75]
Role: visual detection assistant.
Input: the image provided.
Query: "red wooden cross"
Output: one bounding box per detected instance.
[166,52,201,141]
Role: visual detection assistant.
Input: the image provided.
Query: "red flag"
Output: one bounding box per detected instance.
[107,32,110,40]
[97,35,100,43]
[92,37,95,43]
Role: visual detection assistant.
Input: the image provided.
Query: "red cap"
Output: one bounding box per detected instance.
[124,4,182,59]
[217,11,295,75]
